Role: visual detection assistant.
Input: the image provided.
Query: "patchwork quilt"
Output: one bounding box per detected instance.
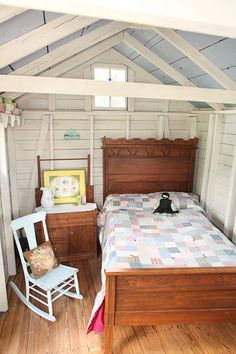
[87,193,236,333]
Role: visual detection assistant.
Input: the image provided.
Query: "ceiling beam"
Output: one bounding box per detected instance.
[9,32,124,101]
[124,32,223,110]
[124,32,192,87]
[111,48,163,84]
[1,0,236,38]
[0,6,26,24]
[1,75,236,104]
[16,50,116,104]
[110,48,195,111]
[155,27,236,90]
[0,15,97,69]
[5,21,127,77]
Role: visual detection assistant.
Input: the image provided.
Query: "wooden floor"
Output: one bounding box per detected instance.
[1,258,236,354]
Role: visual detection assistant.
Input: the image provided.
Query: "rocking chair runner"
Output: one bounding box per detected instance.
[10,211,83,322]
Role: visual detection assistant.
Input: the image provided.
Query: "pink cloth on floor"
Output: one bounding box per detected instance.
[87,298,105,333]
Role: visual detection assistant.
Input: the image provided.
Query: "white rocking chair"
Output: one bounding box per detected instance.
[10,211,83,322]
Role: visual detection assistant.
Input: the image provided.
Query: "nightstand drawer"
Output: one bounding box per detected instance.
[37,208,98,261]
[69,217,94,226]
[49,228,68,240]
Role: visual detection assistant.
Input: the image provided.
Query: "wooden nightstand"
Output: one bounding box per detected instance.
[36,208,98,262]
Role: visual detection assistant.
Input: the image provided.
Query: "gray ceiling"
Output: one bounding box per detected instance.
[1,9,236,108]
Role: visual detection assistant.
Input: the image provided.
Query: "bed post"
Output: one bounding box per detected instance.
[104,273,116,354]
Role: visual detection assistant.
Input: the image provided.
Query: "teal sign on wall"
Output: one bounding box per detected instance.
[64,129,80,140]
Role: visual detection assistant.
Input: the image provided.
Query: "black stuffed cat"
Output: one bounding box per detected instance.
[153,192,178,214]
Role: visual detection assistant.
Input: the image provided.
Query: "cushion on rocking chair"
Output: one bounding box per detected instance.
[24,240,59,278]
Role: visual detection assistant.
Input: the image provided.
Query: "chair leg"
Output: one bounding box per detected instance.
[63,273,83,300]
[26,279,30,301]
[73,273,83,299]
[47,290,53,317]
[10,281,56,322]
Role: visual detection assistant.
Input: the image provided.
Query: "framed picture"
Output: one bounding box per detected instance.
[43,169,86,204]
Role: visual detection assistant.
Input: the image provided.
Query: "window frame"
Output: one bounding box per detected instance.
[92,63,127,111]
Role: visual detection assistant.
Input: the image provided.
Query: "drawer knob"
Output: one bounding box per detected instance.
[71,231,74,235]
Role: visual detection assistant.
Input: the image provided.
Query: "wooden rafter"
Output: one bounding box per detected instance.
[1,75,236,103]
[0,22,127,100]
[13,33,124,102]
[2,0,236,38]
[124,32,224,111]
[0,15,97,69]
[155,27,236,90]
[6,21,126,77]
[110,48,194,111]
[0,5,26,24]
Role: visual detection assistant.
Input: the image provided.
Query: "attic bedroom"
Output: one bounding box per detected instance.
[1,1,236,353]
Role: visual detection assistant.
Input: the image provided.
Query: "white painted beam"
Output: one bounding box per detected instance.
[15,52,111,104]
[2,0,236,38]
[0,6,26,24]
[1,75,236,103]
[24,116,49,215]
[7,127,19,218]
[0,237,8,311]
[111,48,163,84]
[205,114,223,217]
[123,32,223,111]
[9,21,126,77]
[224,139,236,238]
[124,32,192,87]
[189,116,197,139]
[0,123,16,276]
[200,114,216,209]
[89,115,94,185]
[6,32,124,101]
[0,15,97,69]
[111,48,195,111]
[157,116,164,139]
[155,27,236,90]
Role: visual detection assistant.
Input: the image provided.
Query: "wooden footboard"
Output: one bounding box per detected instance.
[104,267,236,354]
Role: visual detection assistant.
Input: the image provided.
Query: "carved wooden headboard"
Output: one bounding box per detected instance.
[102,137,198,201]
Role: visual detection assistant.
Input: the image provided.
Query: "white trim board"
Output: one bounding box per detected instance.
[2,0,236,38]
[1,75,236,104]
[0,123,16,276]
[24,116,50,215]
[224,141,236,238]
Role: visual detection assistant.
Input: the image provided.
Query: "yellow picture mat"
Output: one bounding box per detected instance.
[43,169,86,204]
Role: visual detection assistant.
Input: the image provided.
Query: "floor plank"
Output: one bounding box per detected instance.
[1,257,236,353]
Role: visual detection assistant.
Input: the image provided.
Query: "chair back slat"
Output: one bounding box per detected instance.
[10,211,46,231]
[10,211,47,277]
[24,224,38,249]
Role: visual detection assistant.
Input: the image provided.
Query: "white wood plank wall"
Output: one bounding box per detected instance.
[211,114,236,229]
[11,50,193,211]
[194,112,236,239]
[12,110,192,211]
[193,113,209,194]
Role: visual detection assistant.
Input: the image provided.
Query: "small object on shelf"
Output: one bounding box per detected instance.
[77,195,82,205]
[81,194,86,205]
[40,187,54,209]
[0,97,23,128]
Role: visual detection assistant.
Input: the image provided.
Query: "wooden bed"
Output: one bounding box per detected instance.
[102,137,236,354]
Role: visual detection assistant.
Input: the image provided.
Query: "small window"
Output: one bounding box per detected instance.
[93,65,127,110]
